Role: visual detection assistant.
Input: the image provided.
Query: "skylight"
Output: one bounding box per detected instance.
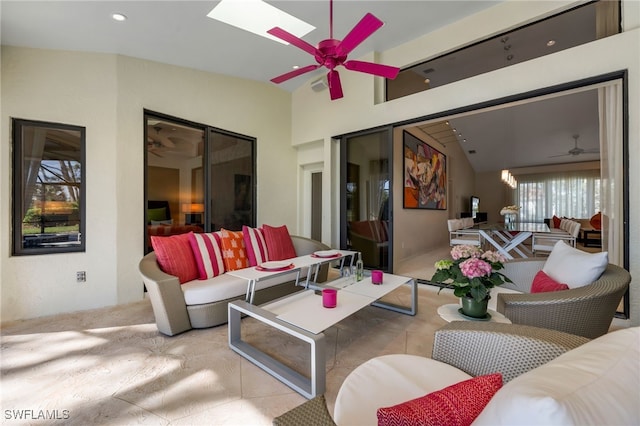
[207,0,315,45]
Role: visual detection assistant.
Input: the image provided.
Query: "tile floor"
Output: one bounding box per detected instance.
[1,245,629,425]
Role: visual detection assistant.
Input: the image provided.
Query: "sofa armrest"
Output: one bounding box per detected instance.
[139,252,191,336]
[432,322,589,382]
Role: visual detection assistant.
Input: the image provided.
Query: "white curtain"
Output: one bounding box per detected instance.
[516,170,600,223]
[598,81,623,266]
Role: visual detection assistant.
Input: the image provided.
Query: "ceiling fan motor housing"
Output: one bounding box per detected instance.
[315,39,347,68]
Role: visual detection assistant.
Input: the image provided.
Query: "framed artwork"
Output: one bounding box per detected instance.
[403,131,447,210]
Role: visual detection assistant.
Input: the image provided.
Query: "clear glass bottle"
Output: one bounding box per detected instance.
[355,252,364,281]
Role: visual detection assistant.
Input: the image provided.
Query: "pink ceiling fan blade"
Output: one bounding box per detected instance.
[268,27,319,56]
[344,60,400,79]
[336,13,384,56]
[327,70,344,100]
[270,64,321,84]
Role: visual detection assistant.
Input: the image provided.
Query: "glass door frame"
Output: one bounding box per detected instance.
[339,125,394,272]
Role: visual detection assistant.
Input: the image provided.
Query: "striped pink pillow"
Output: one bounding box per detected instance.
[242,225,269,266]
[188,232,225,279]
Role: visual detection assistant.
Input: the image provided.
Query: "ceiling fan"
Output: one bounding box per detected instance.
[549,134,599,158]
[268,0,400,100]
[147,126,176,149]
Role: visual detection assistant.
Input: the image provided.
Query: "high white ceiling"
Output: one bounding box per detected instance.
[1,0,603,172]
[0,0,500,92]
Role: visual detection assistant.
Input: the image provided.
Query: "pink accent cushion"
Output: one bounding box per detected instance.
[188,232,225,279]
[242,225,270,266]
[531,270,569,293]
[150,232,199,284]
[219,229,249,271]
[377,373,503,426]
[262,224,297,261]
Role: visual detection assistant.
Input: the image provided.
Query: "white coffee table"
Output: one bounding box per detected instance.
[228,273,417,398]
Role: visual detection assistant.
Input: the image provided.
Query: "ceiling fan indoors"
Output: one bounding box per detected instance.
[268,0,400,100]
[549,134,599,158]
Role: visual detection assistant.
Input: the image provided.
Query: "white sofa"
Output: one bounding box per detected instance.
[333,322,639,426]
[139,235,331,336]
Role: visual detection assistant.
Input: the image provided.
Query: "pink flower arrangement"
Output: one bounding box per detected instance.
[432,245,511,302]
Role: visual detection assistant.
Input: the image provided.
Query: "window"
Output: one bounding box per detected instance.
[387,1,620,101]
[516,170,600,222]
[12,119,85,255]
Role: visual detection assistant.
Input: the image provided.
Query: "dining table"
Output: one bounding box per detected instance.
[476,222,550,260]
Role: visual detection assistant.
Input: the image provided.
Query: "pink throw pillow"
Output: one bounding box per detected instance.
[150,232,199,284]
[262,224,297,261]
[377,373,503,426]
[242,225,270,266]
[188,232,225,279]
[219,229,249,271]
[531,270,569,293]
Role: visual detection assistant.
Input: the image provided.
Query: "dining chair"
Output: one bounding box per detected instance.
[448,218,482,247]
[532,220,580,255]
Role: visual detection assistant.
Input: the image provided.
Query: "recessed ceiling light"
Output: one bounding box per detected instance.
[292,65,300,70]
[112,13,127,22]
[547,39,556,47]
[207,0,315,45]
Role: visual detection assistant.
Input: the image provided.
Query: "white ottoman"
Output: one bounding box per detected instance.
[333,354,472,425]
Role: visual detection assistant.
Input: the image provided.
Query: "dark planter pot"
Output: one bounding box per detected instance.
[460,295,490,318]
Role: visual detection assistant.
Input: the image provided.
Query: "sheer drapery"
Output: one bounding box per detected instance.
[516,169,600,223]
[599,81,623,266]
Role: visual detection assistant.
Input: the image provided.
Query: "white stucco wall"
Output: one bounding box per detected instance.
[290,1,640,325]
[0,48,294,321]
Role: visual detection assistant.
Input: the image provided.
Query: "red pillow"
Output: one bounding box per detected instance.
[262,224,297,261]
[590,212,602,230]
[377,373,503,426]
[552,215,562,228]
[531,270,569,293]
[150,232,199,284]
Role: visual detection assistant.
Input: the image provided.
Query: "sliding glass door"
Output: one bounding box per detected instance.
[340,127,393,272]
[144,111,255,253]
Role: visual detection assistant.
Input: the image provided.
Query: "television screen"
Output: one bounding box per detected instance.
[470,196,480,219]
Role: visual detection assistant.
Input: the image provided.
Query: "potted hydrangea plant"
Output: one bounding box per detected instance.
[432,245,512,318]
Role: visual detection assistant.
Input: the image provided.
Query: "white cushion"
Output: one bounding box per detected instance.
[181,269,307,305]
[473,327,640,426]
[542,240,608,288]
[334,354,472,426]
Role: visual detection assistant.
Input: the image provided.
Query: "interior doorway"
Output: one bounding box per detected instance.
[311,172,322,241]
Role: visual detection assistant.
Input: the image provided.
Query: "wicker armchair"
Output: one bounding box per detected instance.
[496,258,630,339]
[273,322,589,426]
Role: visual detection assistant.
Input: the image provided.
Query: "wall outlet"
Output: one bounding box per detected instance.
[76,271,86,282]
